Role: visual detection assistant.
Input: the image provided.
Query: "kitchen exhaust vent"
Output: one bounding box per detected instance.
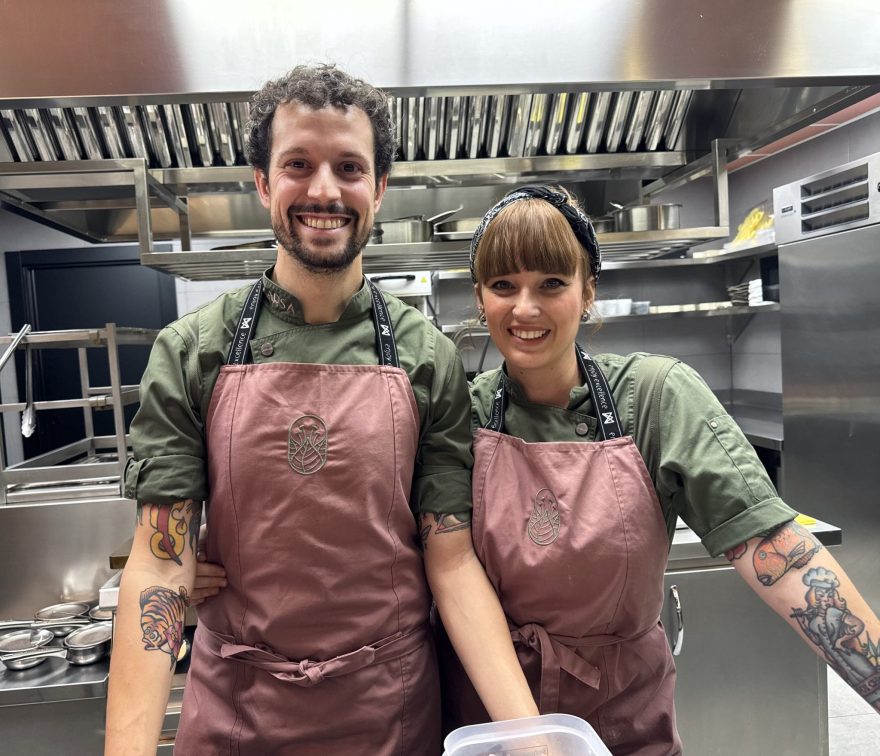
[0,90,691,169]
[773,153,880,244]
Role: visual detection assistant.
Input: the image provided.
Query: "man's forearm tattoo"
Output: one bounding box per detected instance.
[139,500,201,565]
[139,585,189,669]
[419,511,472,549]
[725,520,821,585]
[790,567,880,711]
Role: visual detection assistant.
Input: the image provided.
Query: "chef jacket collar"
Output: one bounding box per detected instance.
[261,266,373,325]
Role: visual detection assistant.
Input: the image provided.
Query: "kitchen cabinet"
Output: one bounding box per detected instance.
[662,521,841,755]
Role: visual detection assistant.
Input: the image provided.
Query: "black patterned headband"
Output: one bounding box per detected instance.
[469,185,601,283]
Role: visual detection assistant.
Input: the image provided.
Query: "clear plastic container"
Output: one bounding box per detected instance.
[443,713,612,756]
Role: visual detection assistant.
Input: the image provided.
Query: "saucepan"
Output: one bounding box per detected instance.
[373,206,463,244]
[0,622,113,670]
[610,202,681,232]
[0,601,91,638]
[432,217,481,242]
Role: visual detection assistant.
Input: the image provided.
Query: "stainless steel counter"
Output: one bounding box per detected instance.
[0,652,108,707]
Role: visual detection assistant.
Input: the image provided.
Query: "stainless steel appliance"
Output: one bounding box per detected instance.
[774,153,880,608]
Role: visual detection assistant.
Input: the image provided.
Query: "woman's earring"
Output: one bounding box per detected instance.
[581,309,591,323]
[478,308,487,326]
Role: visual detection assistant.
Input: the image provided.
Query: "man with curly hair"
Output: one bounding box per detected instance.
[106,64,536,755]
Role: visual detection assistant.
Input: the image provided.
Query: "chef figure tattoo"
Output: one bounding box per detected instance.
[140,585,189,669]
[137,500,201,565]
[791,568,880,711]
[724,520,821,584]
[419,511,472,549]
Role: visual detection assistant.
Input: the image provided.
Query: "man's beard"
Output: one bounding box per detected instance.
[273,203,371,276]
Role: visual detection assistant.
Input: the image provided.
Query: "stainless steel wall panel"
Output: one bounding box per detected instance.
[779,225,880,609]
[2,1,880,101]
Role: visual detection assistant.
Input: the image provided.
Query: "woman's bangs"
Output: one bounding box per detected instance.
[475,200,582,281]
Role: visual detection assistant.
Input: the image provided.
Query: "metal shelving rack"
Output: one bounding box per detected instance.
[0,323,158,505]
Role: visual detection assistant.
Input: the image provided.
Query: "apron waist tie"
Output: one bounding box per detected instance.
[196,621,428,687]
[511,621,657,713]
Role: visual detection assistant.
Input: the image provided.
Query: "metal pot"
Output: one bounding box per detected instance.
[611,202,681,232]
[0,628,55,670]
[432,217,481,241]
[0,622,113,670]
[373,206,462,244]
[590,216,615,234]
[33,601,91,637]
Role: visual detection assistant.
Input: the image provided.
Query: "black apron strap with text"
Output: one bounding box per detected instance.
[226,277,400,368]
[484,344,623,440]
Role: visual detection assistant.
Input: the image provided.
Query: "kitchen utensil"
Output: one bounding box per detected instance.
[0,628,55,671]
[88,606,114,621]
[611,202,681,232]
[34,601,91,636]
[432,218,480,241]
[62,622,113,665]
[0,323,30,373]
[590,217,615,234]
[444,712,611,756]
[374,207,463,244]
[21,341,35,438]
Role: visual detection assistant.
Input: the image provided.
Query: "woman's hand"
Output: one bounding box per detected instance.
[190,523,227,605]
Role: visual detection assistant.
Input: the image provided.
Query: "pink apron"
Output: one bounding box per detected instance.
[439,347,680,755]
[176,279,440,755]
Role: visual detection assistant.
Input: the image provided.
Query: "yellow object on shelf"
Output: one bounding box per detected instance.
[795,514,817,526]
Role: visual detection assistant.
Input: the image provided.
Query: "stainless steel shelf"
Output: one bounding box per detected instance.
[442,302,781,337]
[142,226,732,281]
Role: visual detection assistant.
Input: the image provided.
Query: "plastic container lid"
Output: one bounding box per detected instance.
[443,713,612,756]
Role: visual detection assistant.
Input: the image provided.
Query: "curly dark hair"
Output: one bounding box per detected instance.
[246,63,397,179]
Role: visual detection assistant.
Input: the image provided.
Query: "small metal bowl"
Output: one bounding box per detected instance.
[0,628,55,670]
[34,602,90,637]
[64,622,113,666]
[88,606,114,622]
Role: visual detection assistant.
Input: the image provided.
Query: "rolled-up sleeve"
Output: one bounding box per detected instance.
[123,323,208,505]
[410,333,474,516]
[655,362,796,556]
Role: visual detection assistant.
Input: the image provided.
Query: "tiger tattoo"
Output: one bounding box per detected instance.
[140,585,189,669]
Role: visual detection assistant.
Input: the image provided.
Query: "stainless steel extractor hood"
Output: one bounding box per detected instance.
[1,0,879,279]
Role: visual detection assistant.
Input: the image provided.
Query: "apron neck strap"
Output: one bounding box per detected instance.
[484,344,623,440]
[226,277,400,368]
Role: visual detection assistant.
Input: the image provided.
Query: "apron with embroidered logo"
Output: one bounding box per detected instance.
[439,346,680,755]
[175,279,440,755]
